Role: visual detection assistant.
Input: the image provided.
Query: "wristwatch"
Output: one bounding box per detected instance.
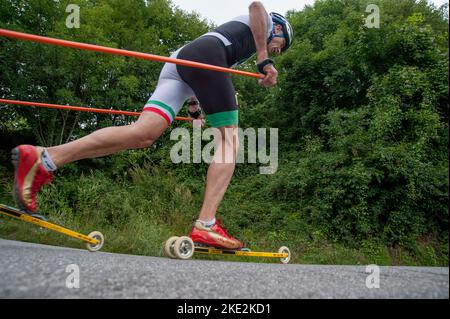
[256,59,275,75]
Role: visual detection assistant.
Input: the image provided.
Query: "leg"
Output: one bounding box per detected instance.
[198,126,239,221]
[175,37,244,248]
[47,111,168,167]
[12,111,168,212]
[13,58,193,213]
[46,67,194,167]
[189,125,244,249]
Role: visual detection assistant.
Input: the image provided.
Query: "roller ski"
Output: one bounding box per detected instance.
[164,220,291,264]
[0,204,104,252]
[6,145,104,251]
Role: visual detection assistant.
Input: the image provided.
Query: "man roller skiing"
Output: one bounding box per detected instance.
[11,2,293,250]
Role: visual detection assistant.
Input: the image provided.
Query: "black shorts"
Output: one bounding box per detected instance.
[176,36,238,127]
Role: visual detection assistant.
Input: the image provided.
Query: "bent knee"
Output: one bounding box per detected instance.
[216,127,239,160]
[130,112,169,148]
[135,136,156,148]
[129,127,161,149]
[221,127,239,147]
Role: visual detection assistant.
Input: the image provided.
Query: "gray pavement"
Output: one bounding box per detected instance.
[0,239,448,299]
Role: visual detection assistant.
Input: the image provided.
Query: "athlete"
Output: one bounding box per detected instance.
[11,2,293,250]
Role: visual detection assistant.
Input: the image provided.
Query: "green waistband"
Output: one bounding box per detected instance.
[207,110,239,127]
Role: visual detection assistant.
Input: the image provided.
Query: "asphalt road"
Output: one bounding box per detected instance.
[0,239,448,299]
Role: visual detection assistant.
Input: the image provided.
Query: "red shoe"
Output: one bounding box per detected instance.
[189,218,244,249]
[11,145,54,213]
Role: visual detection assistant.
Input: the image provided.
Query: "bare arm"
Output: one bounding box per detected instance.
[249,1,278,87]
[249,1,269,63]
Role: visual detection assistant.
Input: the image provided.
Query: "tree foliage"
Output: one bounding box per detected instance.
[0,0,448,254]
[0,0,209,145]
[238,0,448,247]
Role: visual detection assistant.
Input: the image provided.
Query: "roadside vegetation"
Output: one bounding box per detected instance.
[0,0,448,265]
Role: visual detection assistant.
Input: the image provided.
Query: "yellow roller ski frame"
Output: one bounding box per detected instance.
[195,247,287,258]
[164,236,292,263]
[0,204,104,252]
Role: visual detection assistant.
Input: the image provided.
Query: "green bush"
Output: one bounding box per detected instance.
[0,0,447,265]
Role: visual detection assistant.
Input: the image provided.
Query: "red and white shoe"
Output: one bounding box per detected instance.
[11,145,54,213]
[189,219,244,250]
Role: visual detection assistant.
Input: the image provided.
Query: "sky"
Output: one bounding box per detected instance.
[170,0,449,25]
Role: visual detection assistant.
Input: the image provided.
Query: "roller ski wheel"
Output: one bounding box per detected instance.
[278,246,291,264]
[1,204,105,251]
[164,236,179,259]
[86,231,104,252]
[173,236,195,260]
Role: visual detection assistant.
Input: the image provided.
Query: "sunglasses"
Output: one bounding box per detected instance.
[272,33,285,39]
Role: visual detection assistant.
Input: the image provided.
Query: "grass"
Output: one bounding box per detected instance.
[0,165,448,266]
[1,216,447,266]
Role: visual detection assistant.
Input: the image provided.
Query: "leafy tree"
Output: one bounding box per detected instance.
[0,0,448,256]
[0,0,210,146]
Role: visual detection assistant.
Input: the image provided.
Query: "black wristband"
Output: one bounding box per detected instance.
[188,109,202,119]
[257,59,275,75]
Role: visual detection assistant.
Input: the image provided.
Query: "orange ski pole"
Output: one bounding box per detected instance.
[0,28,264,79]
[0,98,191,122]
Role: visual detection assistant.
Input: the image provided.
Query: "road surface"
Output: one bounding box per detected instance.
[0,239,448,298]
